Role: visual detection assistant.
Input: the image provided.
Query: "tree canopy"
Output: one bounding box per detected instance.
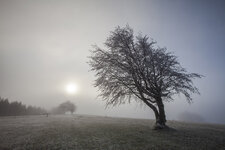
[51,101,76,115]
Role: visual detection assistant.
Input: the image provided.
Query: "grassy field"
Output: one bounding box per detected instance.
[0,115,224,150]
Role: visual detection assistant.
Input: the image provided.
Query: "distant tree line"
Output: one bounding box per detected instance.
[0,97,47,116]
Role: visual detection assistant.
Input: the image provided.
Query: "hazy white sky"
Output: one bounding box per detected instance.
[0,0,225,124]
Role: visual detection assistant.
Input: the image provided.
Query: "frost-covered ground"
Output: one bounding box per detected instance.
[0,115,224,150]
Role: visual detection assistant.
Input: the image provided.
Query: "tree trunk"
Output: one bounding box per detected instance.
[154,97,167,130]
[140,97,167,129]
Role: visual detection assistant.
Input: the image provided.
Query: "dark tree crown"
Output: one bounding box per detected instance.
[89,25,202,107]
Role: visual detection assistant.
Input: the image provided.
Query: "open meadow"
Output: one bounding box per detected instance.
[0,115,224,150]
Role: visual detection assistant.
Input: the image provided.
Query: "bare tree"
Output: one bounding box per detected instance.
[89,26,202,129]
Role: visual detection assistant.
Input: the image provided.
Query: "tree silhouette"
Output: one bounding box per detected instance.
[59,101,76,114]
[89,25,202,129]
[51,101,76,114]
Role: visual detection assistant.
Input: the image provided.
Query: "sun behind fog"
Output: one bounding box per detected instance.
[65,83,78,94]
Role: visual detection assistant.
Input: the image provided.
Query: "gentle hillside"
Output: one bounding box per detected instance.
[0,115,224,150]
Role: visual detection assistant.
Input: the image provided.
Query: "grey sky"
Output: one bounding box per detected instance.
[0,0,225,124]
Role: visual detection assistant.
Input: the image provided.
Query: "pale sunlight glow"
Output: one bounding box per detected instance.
[65,83,78,94]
